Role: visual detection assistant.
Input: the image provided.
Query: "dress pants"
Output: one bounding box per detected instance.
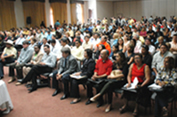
[61,74,71,96]
[86,77,107,103]
[9,62,24,79]
[52,70,59,90]
[23,66,32,78]
[99,80,125,104]
[70,77,88,98]
[0,57,15,77]
[21,65,53,89]
[52,70,72,95]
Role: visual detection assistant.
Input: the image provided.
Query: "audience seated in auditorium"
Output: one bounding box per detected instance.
[152,43,174,76]
[16,45,43,86]
[51,47,78,99]
[70,49,95,104]
[85,49,113,108]
[2,15,177,116]
[119,53,151,116]
[90,52,128,112]
[17,45,56,93]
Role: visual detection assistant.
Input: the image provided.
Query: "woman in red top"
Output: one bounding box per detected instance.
[120,53,151,117]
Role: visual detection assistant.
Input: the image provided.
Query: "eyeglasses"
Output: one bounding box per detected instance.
[134,57,141,60]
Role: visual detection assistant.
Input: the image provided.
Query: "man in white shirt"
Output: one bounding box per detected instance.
[82,36,93,50]
[15,34,25,45]
[144,38,155,55]
[50,39,61,61]
[133,34,142,53]
[171,26,177,37]
[40,38,52,54]
[57,37,71,60]
[89,33,100,50]
[51,35,61,47]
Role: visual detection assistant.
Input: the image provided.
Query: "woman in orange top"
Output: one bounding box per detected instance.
[120,53,151,116]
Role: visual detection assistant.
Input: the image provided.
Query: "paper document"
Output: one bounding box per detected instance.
[70,75,86,79]
[148,83,162,89]
[124,77,139,90]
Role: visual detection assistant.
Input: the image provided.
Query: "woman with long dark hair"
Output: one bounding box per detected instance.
[70,49,95,104]
[90,52,129,112]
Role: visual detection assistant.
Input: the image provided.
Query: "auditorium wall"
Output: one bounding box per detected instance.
[113,0,177,21]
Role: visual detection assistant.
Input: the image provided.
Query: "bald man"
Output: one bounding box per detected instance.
[86,49,113,107]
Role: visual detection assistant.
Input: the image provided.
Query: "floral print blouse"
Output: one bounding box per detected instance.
[155,66,177,85]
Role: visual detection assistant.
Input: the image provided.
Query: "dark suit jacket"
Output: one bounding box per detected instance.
[80,58,95,78]
[58,55,78,75]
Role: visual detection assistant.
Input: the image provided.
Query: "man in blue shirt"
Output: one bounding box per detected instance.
[47,31,52,41]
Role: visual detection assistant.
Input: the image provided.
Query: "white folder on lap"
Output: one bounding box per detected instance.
[123,77,139,90]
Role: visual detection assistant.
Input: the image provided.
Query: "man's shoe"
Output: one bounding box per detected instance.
[85,100,93,105]
[28,87,37,93]
[52,90,60,97]
[97,102,103,108]
[8,77,16,83]
[25,84,32,88]
[60,95,68,100]
[17,79,23,82]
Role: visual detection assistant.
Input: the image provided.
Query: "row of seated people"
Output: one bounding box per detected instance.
[0,38,176,117]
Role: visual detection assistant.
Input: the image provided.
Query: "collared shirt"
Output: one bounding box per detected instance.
[89,37,101,49]
[96,41,111,54]
[134,40,142,53]
[82,41,92,49]
[41,52,57,68]
[3,47,17,58]
[71,46,84,60]
[15,37,25,45]
[68,30,74,37]
[152,51,174,71]
[40,43,52,54]
[17,46,34,64]
[47,34,52,41]
[94,58,113,76]
[51,44,61,59]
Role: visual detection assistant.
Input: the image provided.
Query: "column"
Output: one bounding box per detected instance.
[45,0,50,27]
[67,0,71,24]
[14,0,25,28]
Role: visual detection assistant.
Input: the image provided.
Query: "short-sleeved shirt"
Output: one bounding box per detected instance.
[3,47,17,58]
[94,58,113,76]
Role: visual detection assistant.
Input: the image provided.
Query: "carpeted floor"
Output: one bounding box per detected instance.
[1,67,177,117]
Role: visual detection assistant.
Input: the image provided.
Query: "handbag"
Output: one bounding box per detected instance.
[110,70,124,81]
